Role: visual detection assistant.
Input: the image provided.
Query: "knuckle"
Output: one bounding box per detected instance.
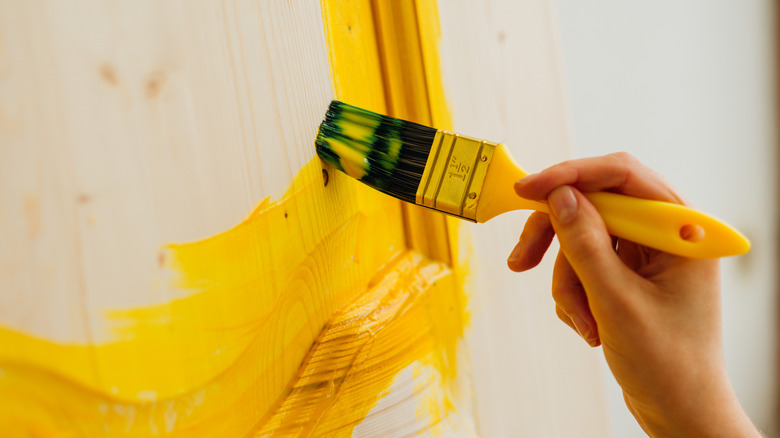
[609,151,638,164]
[565,227,606,257]
[544,160,578,181]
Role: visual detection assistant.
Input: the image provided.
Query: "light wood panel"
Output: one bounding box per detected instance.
[0,1,333,341]
[435,1,611,436]
[0,0,474,435]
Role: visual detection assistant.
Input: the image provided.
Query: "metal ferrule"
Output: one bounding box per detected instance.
[415,130,498,222]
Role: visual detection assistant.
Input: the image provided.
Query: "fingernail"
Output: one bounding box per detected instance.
[515,176,532,187]
[507,239,523,263]
[571,314,595,345]
[549,186,578,223]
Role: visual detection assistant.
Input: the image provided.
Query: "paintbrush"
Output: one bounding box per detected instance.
[315,100,750,259]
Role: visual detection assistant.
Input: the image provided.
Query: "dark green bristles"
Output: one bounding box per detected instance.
[315,100,436,204]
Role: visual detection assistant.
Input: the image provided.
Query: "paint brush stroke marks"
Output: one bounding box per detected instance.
[258,252,468,436]
[0,158,471,436]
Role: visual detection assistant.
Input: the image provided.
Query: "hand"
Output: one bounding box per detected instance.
[507,153,760,437]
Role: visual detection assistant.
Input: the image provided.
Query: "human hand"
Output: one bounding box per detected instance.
[507,153,760,437]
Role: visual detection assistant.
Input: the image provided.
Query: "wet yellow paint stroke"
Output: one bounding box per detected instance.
[321,0,387,113]
[317,0,474,434]
[0,158,410,435]
[257,251,466,437]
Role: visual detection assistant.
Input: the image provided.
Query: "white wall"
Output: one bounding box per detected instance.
[553,1,778,436]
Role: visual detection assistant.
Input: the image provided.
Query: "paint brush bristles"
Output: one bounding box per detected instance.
[315,101,434,204]
[316,100,501,222]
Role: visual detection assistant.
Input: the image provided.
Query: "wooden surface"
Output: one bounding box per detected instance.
[0,1,333,341]
[0,0,610,435]
[1,0,472,435]
[435,1,612,436]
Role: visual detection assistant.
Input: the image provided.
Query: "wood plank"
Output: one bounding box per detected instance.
[370,0,454,263]
[0,0,333,341]
[1,0,610,435]
[434,1,611,436]
[1,0,472,435]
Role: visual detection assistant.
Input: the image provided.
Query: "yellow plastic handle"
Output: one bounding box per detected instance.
[475,144,751,258]
[583,192,750,259]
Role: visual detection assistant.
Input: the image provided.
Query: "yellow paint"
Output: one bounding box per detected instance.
[1,0,473,435]
[258,251,464,436]
[317,1,472,433]
[368,0,455,264]
[0,159,407,435]
[0,160,467,436]
[326,138,370,179]
[338,110,381,139]
[413,0,452,129]
[321,0,387,113]
[323,0,454,262]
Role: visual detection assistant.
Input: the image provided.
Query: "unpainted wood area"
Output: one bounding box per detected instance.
[435,1,611,436]
[0,1,333,341]
[775,0,780,429]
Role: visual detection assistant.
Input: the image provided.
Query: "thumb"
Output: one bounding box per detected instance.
[547,186,629,294]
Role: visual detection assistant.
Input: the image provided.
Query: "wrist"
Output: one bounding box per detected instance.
[638,374,760,437]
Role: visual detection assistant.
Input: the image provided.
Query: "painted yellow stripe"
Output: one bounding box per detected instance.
[321,0,387,113]
[370,0,455,264]
[257,0,472,435]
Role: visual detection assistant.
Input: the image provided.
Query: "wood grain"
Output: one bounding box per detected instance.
[0,0,333,341]
[435,1,611,436]
[0,0,610,435]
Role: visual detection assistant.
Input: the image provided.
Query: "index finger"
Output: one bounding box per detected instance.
[514,152,687,205]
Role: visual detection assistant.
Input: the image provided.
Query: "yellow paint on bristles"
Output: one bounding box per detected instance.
[325,138,370,179]
[338,116,379,142]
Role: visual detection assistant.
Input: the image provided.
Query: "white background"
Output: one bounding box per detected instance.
[554,1,778,436]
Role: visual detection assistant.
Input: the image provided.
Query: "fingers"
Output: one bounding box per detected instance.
[555,305,577,333]
[615,238,649,272]
[552,252,600,347]
[514,152,685,205]
[507,211,555,272]
[506,207,603,347]
[547,185,632,297]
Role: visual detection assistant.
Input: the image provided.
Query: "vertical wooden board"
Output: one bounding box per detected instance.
[368,0,454,264]
[1,0,475,435]
[0,0,605,434]
[0,0,334,341]
[318,1,476,435]
[413,0,451,130]
[370,0,431,124]
[434,1,611,436]
[0,1,94,342]
[321,0,387,112]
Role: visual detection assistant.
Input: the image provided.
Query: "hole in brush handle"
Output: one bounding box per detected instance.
[679,224,706,243]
